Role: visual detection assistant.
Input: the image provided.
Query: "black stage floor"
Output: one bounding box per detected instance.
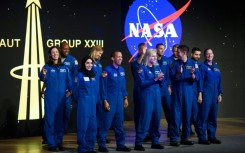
[0,118,245,153]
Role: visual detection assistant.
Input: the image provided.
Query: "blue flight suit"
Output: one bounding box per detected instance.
[92,60,103,135]
[168,55,182,132]
[98,64,128,149]
[158,56,171,135]
[62,54,79,131]
[73,72,97,153]
[135,65,162,145]
[130,55,144,127]
[197,61,223,141]
[39,64,72,148]
[92,60,102,102]
[190,59,202,134]
[169,58,199,142]
[167,55,177,66]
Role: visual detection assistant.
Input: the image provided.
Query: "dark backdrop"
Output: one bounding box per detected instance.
[0,0,244,137]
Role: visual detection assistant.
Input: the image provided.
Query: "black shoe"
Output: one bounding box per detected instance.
[143,134,151,142]
[180,140,194,145]
[85,151,96,153]
[116,146,131,152]
[98,146,109,152]
[151,144,164,149]
[58,145,65,151]
[134,145,145,151]
[170,141,180,146]
[48,147,57,151]
[209,139,221,144]
[42,140,47,144]
[198,140,210,145]
[106,139,111,144]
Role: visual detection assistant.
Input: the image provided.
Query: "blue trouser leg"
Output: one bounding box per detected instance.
[197,95,211,141]
[113,105,126,148]
[133,87,141,129]
[180,91,192,141]
[161,94,171,134]
[207,97,218,141]
[64,96,72,131]
[191,94,198,133]
[98,107,115,148]
[150,98,162,144]
[85,115,97,152]
[96,102,102,137]
[77,114,89,153]
[77,98,97,153]
[135,92,154,145]
[55,109,65,146]
[45,112,56,148]
[169,90,181,142]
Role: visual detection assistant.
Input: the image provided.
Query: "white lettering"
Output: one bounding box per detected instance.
[129,23,139,37]
[165,24,178,37]
[0,39,21,47]
[84,40,104,48]
[128,23,178,38]
[141,23,152,38]
[153,23,164,38]
[46,39,82,48]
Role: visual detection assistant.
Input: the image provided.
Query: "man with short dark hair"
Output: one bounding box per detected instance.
[169,45,198,146]
[156,43,172,137]
[190,47,202,136]
[60,41,79,132]
[130,43,147,129]
[97,51,131,152]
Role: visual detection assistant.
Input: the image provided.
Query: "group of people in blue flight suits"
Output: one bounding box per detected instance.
[131,43,223,150]
[38,41,223,153]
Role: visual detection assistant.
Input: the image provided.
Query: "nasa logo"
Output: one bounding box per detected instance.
[122,0,191,60]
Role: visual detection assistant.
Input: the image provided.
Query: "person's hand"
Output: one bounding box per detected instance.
[40,84,46,99]
[40,90,45,99]
[190,67,195,74]
[158,72,164,81]
[42,68,47,78]
[104,100,110,111]
[66,91,71,97]
[168,86,172,95]
[142,46,147,55]
[218,94,222,103]
[198,92,202,104]
[101,71,107,77]
[155,72,164,81]
[178,65,183,73]
[124,98,129,108]
[190,68,195,79]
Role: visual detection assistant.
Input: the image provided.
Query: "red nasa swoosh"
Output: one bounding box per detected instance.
[122,0,192,62]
